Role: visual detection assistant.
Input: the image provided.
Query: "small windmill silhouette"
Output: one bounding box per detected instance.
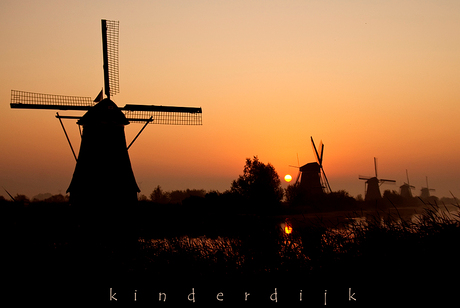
[10,20,203,207]
[400,169,415,199]
[359,158,395,201]
[289,137,331,195]
[420,176,435,199]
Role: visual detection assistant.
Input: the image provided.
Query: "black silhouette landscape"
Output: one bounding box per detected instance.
[2,155,460,305]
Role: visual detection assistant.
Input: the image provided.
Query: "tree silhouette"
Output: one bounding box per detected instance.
[230,156,283,210]
[284,182,304,206]
[14,194,30,204]
[43,194,69,203]
[149,185,170,204]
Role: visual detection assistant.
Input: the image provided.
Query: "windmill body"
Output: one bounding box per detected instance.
[399,184,413,199]
[67,98,139,207]
[399,169,415,199]
[359,158,395,202]
[364,177,382,201]
[420,188,431,199]
[291,137,331,197]
[299,162,323,196]
[420,176,435,199]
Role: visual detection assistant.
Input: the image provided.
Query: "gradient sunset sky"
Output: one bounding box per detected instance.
[1,0,459,199]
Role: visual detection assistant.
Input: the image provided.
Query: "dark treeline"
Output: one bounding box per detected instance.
[146,186,207,204]
[3,155,455,214]
[2,155,458,242]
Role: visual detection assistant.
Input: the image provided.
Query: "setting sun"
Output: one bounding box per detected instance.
[284,224,293,235]
[284,174,292,183]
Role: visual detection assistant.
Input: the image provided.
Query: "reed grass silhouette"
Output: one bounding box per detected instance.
[2,196,459,304]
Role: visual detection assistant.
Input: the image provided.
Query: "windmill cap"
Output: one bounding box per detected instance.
[299,162,320,172]
[78,98,129,126]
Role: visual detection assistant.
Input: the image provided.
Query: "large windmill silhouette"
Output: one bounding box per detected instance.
[10,20,202,208]
[359,158,395,201]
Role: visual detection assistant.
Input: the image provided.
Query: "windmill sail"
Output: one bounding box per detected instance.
[10,90,94,110]
[122,104,202,125]
[102,19,119,99]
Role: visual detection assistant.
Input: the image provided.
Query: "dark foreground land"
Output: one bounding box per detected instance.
[1,198,460,306]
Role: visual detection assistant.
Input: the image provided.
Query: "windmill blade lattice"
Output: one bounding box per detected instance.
[102,19,119,98]
[10,90,94,111]
[122,104,202,125]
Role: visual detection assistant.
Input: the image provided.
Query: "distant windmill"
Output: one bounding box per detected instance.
[400,169,415,199]
[359,158,395,201]
[10,20,203,208]
[290,137,331,195]
[420,176,435,199]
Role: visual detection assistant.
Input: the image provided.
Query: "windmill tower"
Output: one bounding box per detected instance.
[420,176,435,199]
[359,158,395,201]
[291,137,331,195]
[400,169,415,199]
[10,20,203,209]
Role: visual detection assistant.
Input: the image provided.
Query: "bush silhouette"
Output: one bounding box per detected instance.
[229,156,283,211]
